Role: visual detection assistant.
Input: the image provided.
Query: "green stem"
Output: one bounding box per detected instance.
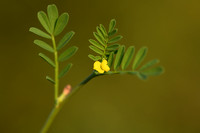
[51,35,59,101]
[40,72,97,133]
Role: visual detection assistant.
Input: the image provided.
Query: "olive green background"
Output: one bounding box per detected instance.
[0,0,200,133]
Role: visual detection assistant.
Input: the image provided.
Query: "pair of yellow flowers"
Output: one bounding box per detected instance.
[93,59,110,73]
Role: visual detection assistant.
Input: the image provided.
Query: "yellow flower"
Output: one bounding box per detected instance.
[93,61,104,73]
[101,59,110,72]
[93,59,110,73]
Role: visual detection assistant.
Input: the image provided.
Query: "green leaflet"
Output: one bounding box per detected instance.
[29,27,51,39]
[108,19,116,33]
[108,35,123,43]
[108,52,114,67]
[57,31,75,50]
[47,4,59,32]
[99,24,108,37]
[88,54,101,61]
[89,39,105,50]
[139,59,159,71]
[46,76,55,84]
[137,72,148,80]
[93,32,106,46]
[39,53,55,67]
[141,66,164,76]
[59,63,72,78]
[114,45,125,70]
[121,46,135,70]
[96,26,105,41]
[89,45,104,55]
[108,29,118,37]
[34,40,54,53]
[106,44,120,51]
[54,13,69,36]
[37,11,51,34]
[58,46,78,62]
[132,47,148,70]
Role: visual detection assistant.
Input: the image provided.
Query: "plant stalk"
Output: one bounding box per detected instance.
[51,35,59,101]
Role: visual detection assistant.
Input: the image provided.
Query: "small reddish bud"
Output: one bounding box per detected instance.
[63,85,71,95]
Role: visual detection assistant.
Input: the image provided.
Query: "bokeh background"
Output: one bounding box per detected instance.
[0,0,200,133]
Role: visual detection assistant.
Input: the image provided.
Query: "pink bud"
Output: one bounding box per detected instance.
[63,85,71,95]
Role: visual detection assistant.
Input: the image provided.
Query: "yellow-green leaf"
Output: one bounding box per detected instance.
[121,46,135,70]
[114,45,125,70]
[132,47,148,70]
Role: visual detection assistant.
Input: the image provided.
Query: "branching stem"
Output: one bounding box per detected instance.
[40,72,97,133]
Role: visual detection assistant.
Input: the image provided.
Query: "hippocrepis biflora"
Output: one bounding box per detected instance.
[29,4,164,133]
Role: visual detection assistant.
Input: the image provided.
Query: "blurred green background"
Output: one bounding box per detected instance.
[0,0,200,133]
